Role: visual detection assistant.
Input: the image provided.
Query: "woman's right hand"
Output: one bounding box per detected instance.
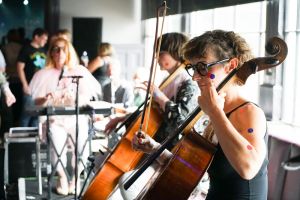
[132,131,160,154]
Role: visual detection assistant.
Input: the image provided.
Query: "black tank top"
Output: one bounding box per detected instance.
[206,102,268,200]
[92,61,110,87]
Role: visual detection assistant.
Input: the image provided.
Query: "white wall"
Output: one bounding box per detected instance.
[60,0,142,44]
[60,0,144,80]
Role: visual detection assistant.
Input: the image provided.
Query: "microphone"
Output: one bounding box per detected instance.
[57,66,66,87]
[58,66,66,82]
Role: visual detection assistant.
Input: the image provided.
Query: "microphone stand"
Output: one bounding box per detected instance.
[46,106,52,200]
[78,156,95,198]
[65,75,83,199]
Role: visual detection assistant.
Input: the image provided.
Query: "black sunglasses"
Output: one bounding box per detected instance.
[185,58,230,77]
[51,46,66,53]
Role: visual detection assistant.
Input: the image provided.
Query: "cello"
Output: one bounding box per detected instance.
[124,36,288,199]
[82,2,185,199]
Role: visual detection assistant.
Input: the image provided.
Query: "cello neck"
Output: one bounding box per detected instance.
[158,63,186,90]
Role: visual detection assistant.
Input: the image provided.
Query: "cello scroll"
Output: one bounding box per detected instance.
[236,36,288,84]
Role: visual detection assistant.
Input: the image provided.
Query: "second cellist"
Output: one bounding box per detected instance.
[82,32,199,200]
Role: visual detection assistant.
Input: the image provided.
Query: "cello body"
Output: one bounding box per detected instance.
[137,130,216,200]
[82,105,162,200]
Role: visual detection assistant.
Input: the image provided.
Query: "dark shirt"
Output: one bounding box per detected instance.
[17,43,47,83]
[206,102,268,200]
[92,61,110,88]
[154,78,199,149]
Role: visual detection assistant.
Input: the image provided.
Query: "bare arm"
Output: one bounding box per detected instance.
[199,82,266,180]
[209,104,266,180]
[2,83,16,107]
[87,56,102,73]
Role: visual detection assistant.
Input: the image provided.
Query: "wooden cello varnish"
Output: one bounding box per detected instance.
[137,112,217,200]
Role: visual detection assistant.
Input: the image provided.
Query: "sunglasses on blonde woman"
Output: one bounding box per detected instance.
[51,46,66,54]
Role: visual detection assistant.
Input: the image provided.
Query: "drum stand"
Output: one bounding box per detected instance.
[78,156,95,198]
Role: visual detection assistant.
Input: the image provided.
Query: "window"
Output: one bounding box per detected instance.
[281,0,300,125]
[142,1,300,127]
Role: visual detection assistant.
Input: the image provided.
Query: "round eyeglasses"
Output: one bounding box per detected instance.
[185,58,230,77]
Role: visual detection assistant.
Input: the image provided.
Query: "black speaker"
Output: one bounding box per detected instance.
[8,143,36,183]
[72,17,102,60]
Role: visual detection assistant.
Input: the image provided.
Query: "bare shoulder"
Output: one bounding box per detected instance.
[230,103,266,138]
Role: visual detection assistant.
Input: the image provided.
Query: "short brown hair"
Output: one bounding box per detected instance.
[183,30,253,67]
[157,32,189,62]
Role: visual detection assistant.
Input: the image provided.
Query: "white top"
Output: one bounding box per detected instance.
[29,64,102,106]
[0,50,6,70]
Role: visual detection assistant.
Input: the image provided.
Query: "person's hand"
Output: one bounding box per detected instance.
[132,131,160,154]
[197,77,226,116]
[4,88,16,107]
[104,116,124,134]
[142,81,163,99]
[142,81,168,109]
[62,90,75,106]
[23,85,31,95]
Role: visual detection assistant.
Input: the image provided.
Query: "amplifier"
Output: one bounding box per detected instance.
[4,127,43,195]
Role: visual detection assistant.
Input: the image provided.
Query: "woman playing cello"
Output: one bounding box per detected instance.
[133,30,268,199]
[106,32,199,148]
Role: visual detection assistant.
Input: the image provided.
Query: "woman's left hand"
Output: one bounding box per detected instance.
[142,81,169,109]
[141,82,161,99]
[198,77,226,116]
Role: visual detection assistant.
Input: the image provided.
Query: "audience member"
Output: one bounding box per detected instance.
[102,59,134,108]
[87,42,113,89]
[0,72,16,107]
[132,67,150,107]
[17,27,48,127]
[1,29,23,125]
[0,71,16,142]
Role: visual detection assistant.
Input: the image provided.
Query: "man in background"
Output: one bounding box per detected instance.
[17,27,48,127]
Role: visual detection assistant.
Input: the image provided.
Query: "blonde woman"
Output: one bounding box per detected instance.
[87,42,114,88]
[29,37,102,195]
